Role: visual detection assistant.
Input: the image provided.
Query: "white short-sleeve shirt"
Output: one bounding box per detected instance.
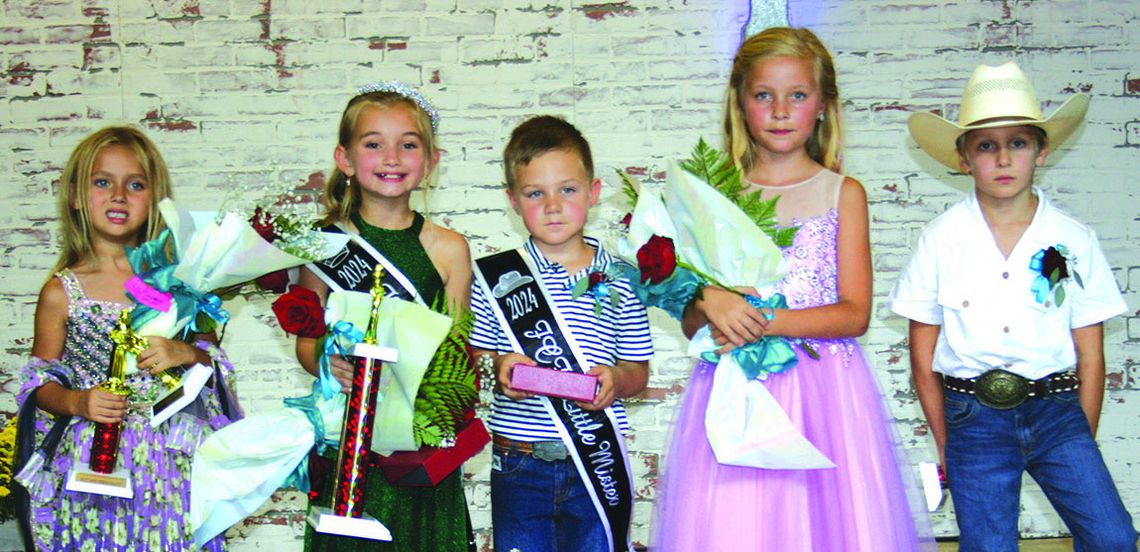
[890,188,1126,379]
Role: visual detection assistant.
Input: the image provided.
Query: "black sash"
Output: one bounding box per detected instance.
[474,249,634,552]
[307,223,421,303]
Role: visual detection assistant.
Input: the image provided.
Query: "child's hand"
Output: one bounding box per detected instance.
[328,355,356,392]
[699,286,769,349]
[77,387,127,424]
[577,365,617,411]
[494,353,535,401]
[138,337,198,375]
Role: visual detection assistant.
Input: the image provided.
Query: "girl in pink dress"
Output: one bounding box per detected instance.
[652,27,933,551]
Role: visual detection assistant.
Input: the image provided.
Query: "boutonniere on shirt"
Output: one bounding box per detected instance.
[1029,245,1084,306]
[570,269,623,317]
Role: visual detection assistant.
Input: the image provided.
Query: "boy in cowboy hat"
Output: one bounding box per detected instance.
[890,61,1136,550]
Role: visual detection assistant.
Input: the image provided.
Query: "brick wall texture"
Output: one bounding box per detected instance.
[1,1,1137,549]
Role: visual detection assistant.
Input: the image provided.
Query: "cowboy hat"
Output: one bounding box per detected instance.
[908,61,1089,170]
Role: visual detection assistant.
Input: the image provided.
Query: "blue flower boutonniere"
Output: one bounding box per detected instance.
[1029,245,1084,306]
[570,269,623,317]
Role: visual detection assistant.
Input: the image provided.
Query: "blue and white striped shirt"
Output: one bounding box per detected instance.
[471,237,654,440]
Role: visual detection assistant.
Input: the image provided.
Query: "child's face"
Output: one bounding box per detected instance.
[958,125,1049,205]
[742,55,824,160]
[86,144,150,246]
[335,104,437,201]
[506,149,600,251]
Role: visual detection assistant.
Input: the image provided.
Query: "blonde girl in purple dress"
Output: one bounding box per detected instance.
[16,126,236,551]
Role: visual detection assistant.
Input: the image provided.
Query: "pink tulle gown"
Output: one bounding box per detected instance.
[652,170,934,551]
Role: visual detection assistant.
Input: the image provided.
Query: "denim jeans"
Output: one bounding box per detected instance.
[491,442,607,552]
[944,389,1137,552]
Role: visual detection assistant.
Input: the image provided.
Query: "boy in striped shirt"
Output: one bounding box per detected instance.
[471,115,653,552]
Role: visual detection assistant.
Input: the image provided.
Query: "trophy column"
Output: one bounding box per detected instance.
[308,266,398,541]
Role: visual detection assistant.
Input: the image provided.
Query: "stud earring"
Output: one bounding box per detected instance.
[817,112,824,122]
[346,175,354,187]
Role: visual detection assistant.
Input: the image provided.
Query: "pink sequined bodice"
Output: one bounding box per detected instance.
[753,169,854,357]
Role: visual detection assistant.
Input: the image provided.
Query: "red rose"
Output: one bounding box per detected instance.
[272,286,326,338]
[250,207,278,243]
[588,271,607,286]
[256,269,290,293]
[636,235,678,284]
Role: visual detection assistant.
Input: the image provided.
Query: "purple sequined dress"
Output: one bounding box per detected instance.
[652,170,933,551]
[16,271,237,551]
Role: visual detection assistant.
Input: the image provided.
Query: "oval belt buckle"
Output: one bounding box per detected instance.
[974,369,1029,410]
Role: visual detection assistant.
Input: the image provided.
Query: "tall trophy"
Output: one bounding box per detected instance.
[66,309,144,498]
[308,266,398,540]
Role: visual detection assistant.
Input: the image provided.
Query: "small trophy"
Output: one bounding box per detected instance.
[66,309,144,498]
[308,265,398,541]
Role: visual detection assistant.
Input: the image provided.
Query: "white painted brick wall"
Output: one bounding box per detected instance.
[1,1,1136,550]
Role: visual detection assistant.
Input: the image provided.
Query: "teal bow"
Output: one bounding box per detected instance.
[700,293,800,380]
[1028,249,1049,304]
[317,321,363,398]
[190,293,230,333]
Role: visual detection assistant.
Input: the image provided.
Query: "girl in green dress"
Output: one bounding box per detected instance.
[295,83,474,552]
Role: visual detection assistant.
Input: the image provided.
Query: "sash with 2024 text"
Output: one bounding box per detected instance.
[307,223,421,303]
[474,248,634,552]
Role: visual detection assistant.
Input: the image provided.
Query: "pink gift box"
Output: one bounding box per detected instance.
[511,363,598,402]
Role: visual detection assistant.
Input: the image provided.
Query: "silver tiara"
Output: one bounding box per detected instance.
[356,81,440,131]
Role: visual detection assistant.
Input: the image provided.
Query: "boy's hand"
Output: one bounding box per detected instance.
[494,353,535,401]
[138,336,198,375]
[577,365,617,411]
[327,355,355,392]
[77,387,127,424]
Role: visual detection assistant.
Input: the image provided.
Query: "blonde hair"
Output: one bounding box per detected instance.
[53,126,172,274]
[320,91,440,226]
[724,27,843,173]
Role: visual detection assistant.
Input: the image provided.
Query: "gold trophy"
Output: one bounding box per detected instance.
[66,309,143,498]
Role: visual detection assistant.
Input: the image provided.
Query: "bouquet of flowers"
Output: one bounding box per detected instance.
[125,184,349,345]
[609,139,833,469]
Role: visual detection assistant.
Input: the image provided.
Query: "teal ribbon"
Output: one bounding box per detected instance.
[125,229,230,337]
[700,293,800,380]
[281,380,337,492]
[1028,249,1052,304]
[613,262,706,321]
[190,293,230,332]
[317,321,363,398]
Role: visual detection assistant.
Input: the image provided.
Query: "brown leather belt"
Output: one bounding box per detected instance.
[944,370,1079,409]
[492,434,569,461]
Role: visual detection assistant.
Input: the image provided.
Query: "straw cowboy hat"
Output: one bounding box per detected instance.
[908,61,1089,170]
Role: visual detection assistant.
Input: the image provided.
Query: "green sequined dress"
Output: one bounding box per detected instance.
[305,212,469,552]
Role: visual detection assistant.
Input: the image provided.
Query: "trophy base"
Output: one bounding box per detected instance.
[151,363,213,427]
[919,461,945,512]
[307,506,392,541]
[65,466,134,499]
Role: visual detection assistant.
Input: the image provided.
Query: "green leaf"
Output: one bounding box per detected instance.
[594,301,602,317]
[616,169,640,209]
[1055,285,1065,307]
[609,290,622,311]
[571,276,590,299]
[1072,270,1084,289]
[679,138,799,247]
[1049,267,1060,287]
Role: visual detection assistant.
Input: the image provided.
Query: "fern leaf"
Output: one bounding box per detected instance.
[616,169,640,209]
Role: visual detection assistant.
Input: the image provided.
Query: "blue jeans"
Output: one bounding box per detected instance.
[491,442,607,552]
[944,389,1137,551]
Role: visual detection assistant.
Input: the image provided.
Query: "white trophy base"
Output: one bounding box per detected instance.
[65,466,134,499]
[919,461,944,512]
[150,363,213,427]
[307,506,392,541]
